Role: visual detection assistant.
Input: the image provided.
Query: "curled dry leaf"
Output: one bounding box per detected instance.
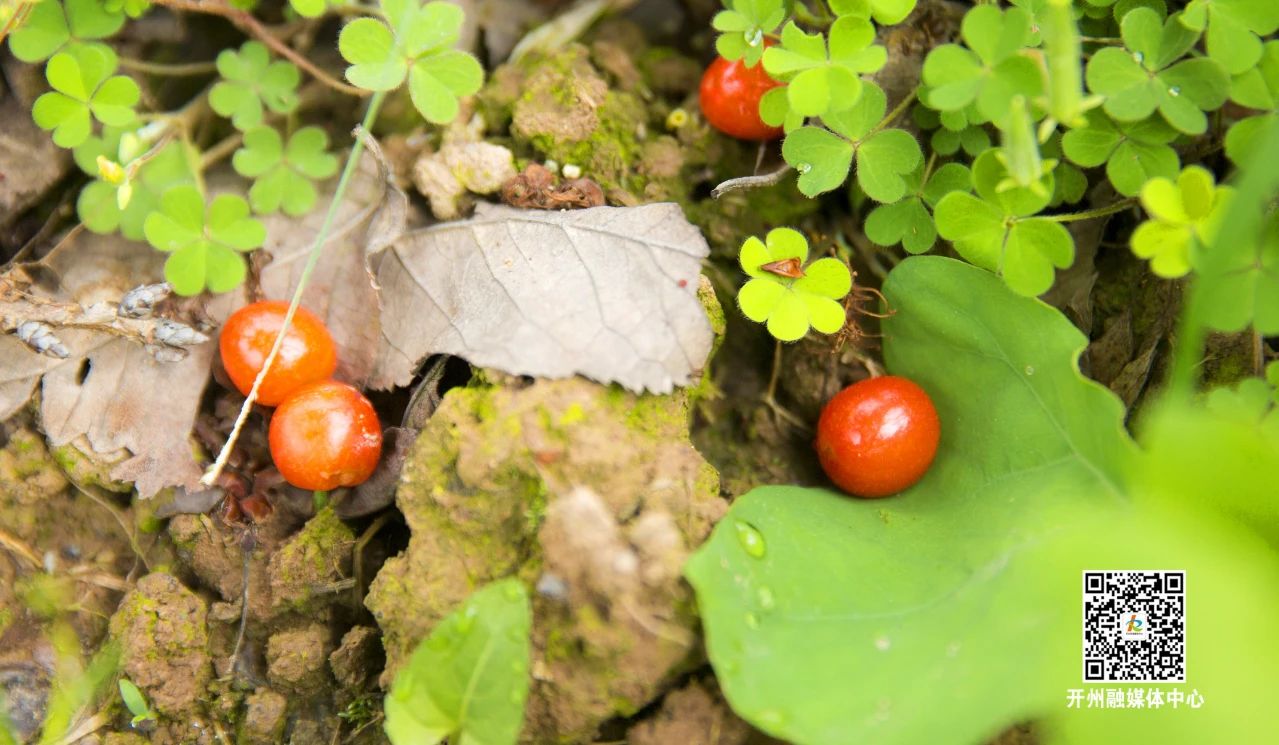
[0,234,216,497]
[257,142,407,387]
[500,162,605,210]
[372,202,712,394]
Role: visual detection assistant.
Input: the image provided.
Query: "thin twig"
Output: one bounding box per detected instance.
[201,132,244,169]
[711,164,794,199]
[118,57,219,76]
[0,526,42,568]
[149,0,367,97]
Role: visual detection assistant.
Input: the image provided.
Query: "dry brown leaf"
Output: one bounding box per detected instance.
[372,202,712,394]
[0,96,71,228]
[0,234,214,497]
[258,147,407,387]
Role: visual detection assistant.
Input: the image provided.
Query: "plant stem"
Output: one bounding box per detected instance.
[200,132,243,170]
[868,90,918,138]
[1043,198,1138,223]
[313,490,329,510]
[202,91,387,487]
[118,57,219,76]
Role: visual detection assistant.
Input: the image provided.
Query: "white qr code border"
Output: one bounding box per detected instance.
[1082,570,1186,684]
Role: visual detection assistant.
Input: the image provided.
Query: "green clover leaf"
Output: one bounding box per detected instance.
[1225,40,1279,165]
[1129,165,1231,278]
[1061,109,1180,196]
[830,0,918,26]
[1181,0,1279,75]
[1039,133,1086,207]
[780,82,923,199]
[761,17,887,121]
[232,125,339,215]
[209,41,300,130]
[934,150,1072,296]
[102,0,150,18]
[1085,8,1230,134]
[338,0,484,124]
[289,0,327,18]
[737,227,853,342]
[32,44,139,148]
[866,162,973,254]
[920,5,1043,128]
[143,185,265,296]
[75,130,194,239]
[914,101,992,156]
[712,0,785,67]
[9,0,124,63]
[1197,212,1279,335]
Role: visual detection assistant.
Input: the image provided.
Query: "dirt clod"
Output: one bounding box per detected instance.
[329,625,383,692]
[239,688,289,744]
[266,623,333,693]
[627,680,752,745]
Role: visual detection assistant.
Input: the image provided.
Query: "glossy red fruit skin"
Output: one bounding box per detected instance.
[219,301,338,407]
[815,376,941,498]
[268,380,382,491]
[699,53,783,141]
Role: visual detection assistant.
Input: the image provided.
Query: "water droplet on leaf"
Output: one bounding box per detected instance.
[456,605,478,634]
[875,636,891,651]
[1169,86,1181,97]
[734,521,767,558]
[746,28,763,47]
[796,162,812,174]
[757,586,776,610]
[1132,51,1144,64]
[1024,365,1034,375]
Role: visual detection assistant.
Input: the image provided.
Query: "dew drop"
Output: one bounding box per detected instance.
[796,162,813,174]
[734,520,767,558]
[757,586,776,610]
[1024,365,1034,375]
[456,605,478,634]
[1132,51,1144,65]
[1169,86,1181,97]
[746,28,764,47]
[875,636,891,651]
[745,612,760,629]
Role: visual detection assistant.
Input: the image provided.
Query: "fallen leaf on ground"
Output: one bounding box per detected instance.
[371,202,712,394]
[258,144,407,387]
[0,96,70,228]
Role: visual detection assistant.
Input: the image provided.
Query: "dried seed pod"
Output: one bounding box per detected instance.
[15,321,70,358]
[152,318,209,347]
[118,282,172,319]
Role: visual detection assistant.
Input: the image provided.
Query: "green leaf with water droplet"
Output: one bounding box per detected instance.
[713,0,785,66]
[384,579,530,745]
[687,255,1140,745]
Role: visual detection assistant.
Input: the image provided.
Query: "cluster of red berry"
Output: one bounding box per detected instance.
[220,301,382,491]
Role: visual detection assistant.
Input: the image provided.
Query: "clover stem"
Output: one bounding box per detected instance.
[117,57,219,76]
[201,91,387,487]
[1043,198,1138,223]
[313,490,329,511]
[761,340,812,433]
[868,90,918,138]
[200,132,244,170]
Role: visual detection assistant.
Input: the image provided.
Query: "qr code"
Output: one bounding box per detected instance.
[1083,570,1185,682]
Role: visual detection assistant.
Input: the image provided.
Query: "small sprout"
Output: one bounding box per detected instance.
[118,678,157,726]
[16,321,71,358]
[737,228,852,342]
[32,44,140,148]
[142,185,266,296]
[118,282,171,319]
[209,41,301,130]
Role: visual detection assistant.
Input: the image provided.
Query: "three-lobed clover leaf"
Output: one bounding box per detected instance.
[934,150,1073,296]
[712,0,785,67]
[737,227,853,342]
[232,126,339,216]
[760,16,887,125]
[1085,8,1229,135]
[780,82,923,200]
[209,41,300,130]
[1129,165,1231,278]
[32,44,139,148]
[338,0,484,124]
[1062,109,1180,196]
[830,0,918,27]
[1225,40,1279,165]
[74,128,194,239]
[866,162,972,254]
[913,101,991,157]
[1180,0,1279,76]
[9,0,124,63]
[920,5,1043,128]
[143,185,266,296]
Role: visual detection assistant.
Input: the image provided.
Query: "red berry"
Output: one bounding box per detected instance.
[219,301,337,407]
[268,380,382,491]
[699,53,783,141]
[815,376,941,498]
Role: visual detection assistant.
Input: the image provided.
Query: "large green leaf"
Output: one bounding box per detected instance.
[686,256,1135,745]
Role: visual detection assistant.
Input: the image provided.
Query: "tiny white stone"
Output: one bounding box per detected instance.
[562,163,582,179]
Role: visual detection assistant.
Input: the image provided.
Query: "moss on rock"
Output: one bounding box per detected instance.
[268,506,355,615]
[109,573,212,718]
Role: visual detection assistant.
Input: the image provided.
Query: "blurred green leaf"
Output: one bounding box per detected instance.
[762,17,886,120]
[209,41,300,130]
[384,579,530,745]
[1130,165,1231,278]
[289,0,326,18]
[75,134,193,239]
[866,162,972,254]
[232,125,339,215]
[9,0,124,63]
[713,0,785,66]
[1180,0,1279,75]
[32,44,138,148]
[1062,110,1180,196]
